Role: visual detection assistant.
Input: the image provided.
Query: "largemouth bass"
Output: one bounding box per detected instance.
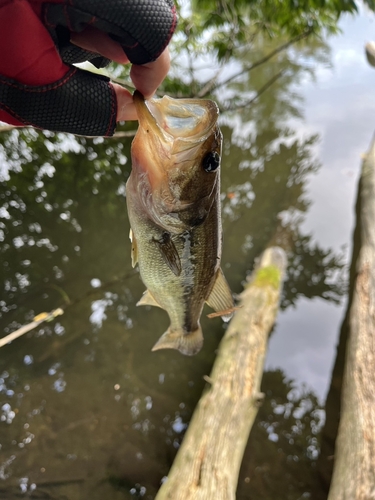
[126,91,234,356]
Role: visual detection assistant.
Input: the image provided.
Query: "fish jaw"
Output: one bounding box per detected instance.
[131,90,220,184]
[133,90,219,144]
[130,92,222,233]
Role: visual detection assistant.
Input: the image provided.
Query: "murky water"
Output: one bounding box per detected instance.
[1,11,374,500]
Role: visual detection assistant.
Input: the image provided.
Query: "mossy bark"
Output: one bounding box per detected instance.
[155,247,286,500]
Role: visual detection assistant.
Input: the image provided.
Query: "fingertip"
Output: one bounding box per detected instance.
[130,48,170,99]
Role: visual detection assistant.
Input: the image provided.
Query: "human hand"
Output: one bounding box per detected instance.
[70,26,171,122]
[0,0,177,136]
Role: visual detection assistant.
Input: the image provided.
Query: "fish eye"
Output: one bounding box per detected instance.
[202,151,220,172]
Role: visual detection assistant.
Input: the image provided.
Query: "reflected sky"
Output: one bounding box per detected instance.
[266,10,375,401]
[0,9,373,499]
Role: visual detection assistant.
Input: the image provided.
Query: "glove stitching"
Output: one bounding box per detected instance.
[64,3,73,31]
[156,4,177,59]
[105,83,117,137]
[43,7,56,29]
[0,103,36,128]
[0,68,79,93]
[0,71,117,136]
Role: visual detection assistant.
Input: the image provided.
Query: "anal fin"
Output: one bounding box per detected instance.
[137,289,163,309]
[206,268,234,322]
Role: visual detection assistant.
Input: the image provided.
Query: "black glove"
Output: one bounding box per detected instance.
[0,0,177,136]
[45,0,177,66]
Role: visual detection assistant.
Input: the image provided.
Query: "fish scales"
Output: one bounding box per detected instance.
[126,91,234,356]
[127,179,221,335]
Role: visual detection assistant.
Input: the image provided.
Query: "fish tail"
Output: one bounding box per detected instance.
[151,326,203,356]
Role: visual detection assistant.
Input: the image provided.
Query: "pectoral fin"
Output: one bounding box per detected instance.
[153,232,182,276]
[137,289,163,309]
[129,228,138,268]
[206,268,234,322]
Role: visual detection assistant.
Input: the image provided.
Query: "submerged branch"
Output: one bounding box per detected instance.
[111,130,137,138]
[0,124,22,133]
[0,125,136,139]
[0,309,64,349]
[0,270,137,349]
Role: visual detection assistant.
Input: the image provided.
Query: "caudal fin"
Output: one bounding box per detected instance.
[151,326,203,356]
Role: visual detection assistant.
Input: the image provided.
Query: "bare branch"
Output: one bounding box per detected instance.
[199,29,312,98]
[196,68,223,98]
[111,130,137,138]
[221,69,285,112]
[0,124,26,133]
[0,124,136,139]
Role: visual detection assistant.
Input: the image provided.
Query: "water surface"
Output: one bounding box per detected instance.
[1,11,373,500]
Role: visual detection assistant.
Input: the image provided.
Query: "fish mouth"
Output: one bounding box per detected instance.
[133,91,219,153]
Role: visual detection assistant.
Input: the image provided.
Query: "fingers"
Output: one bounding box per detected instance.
[72,27,171,120]
[130,48,170,98]
[70,26,130,64]
[114,48,172,121]
[108,47,171,122]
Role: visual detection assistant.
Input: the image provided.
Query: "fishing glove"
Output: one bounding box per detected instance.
[0,0,177,136]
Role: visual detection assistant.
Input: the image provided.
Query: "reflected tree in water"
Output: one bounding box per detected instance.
[0,115,344,500]
[219,120,345,305]
[0,129,134,329]
[238,369,324,500]
[0,0,366,498]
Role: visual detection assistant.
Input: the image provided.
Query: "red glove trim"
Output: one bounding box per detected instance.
[0,0,68,85]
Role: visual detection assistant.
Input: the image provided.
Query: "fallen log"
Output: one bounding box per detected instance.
[155,246,287,500]
[327,137,375,500]
[315,151,362,497]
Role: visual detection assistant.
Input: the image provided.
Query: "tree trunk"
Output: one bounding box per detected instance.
[315,154,362,499]
[327,137,375,500]
[155,247,287,500]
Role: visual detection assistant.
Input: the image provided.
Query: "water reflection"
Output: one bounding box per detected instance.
[0,122,342,499]
[238,370,324,500]
[0,35,347,500]
[220,122,345,308]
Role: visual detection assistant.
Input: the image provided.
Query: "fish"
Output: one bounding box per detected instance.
[125,91,234,356]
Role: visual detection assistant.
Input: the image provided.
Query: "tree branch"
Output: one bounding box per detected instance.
[220,69,285,112]
[198,28,312,98]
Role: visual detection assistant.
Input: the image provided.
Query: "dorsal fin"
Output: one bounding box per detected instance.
[153,232,182,276]
[206,268,234,322]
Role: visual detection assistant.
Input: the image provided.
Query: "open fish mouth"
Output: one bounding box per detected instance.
[133,91,219,151]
